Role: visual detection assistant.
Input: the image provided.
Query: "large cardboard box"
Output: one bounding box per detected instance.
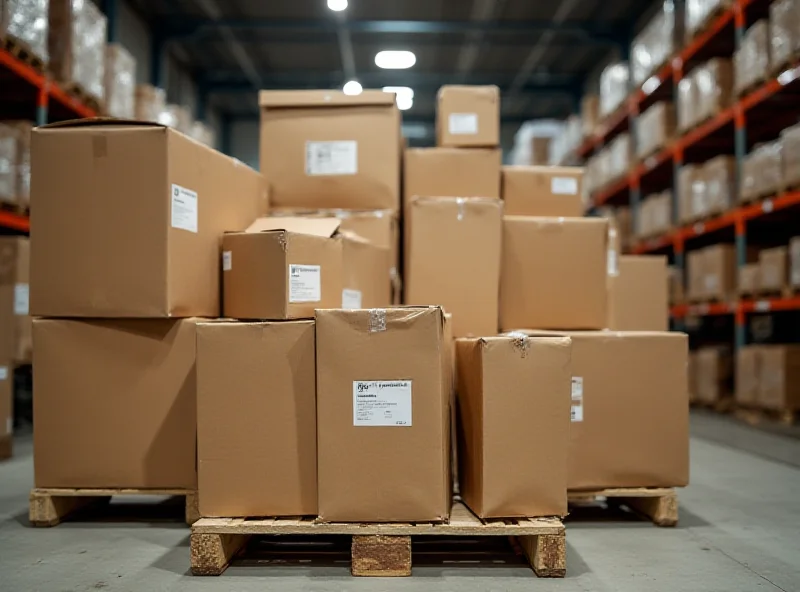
[30,120,267,318]
[607,255,668,331]
[735,345,763,407]
[197,320,317,518]
[0,237,31,364]
[501,165,584,217]
[436,85,500,148]
[759,345,800,411]
[222,217,343,320]
[695,346,732,405]
[342,234,391,309]
[455,335,571,518]
[526,331,689,490]
[33,319,198,488]
[500,216,608,331]
[739,262,760,296]
[759,246,789,293]
[259,90,401,211]
[704,244,737,301]
[316,307,450,522]
[406,198,502,337]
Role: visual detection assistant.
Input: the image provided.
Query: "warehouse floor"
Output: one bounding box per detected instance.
[0,414,798,592]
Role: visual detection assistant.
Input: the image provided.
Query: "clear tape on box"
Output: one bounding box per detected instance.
[781,122,800,188]
[104,43,136,118]
[134,84,166,122]
[6,0,49,63]
[636,101,675,159]
[599,62,630,119]
[686,0,731,42]
[632,1,678,86]
[734,20,770,97]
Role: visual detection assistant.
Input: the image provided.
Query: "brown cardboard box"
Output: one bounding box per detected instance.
[342,233,391,309]
[739,262,760,296]
[316,307,450,522]
[259,90,401,211]
[759,345,800,411]
[406,198,502,338]
[455,335,571,518]
[500,216,608,331]
[501,166,584,217]
[0,237,31,364]
[31,120,267,318]
[695,346,732,405]
[525,331,689,490]
[704,244,737,301]
[222,217,343,320]
[735,346,763,407]
[197,320,317,518]
[607,255,669,331]
[669,266,685,305]
[33,318,198,489]
[436,85,500,148]
[791,237,800,289]
[635,101,675,159]
[759,246,789,293]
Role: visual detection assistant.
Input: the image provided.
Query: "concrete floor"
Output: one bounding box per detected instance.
[1,413,798,592]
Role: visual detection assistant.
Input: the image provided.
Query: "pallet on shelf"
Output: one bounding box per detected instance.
[568,487,679,527]
[0,34,47,72]
[190,501,566,578]
[734,405,798,426]
[29,487,199,527]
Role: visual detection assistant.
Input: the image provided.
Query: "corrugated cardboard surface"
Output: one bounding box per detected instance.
[436,85,500,147]
[33,318,199,489]
[735,345,762,406]
[342,235,391,309]
[197,320,317,517]
[501,166,584,217]
[316,307,450,522]
[759,345,800,411]
[455,336,571,518]
[607,255,668,331]
[500,216,608,331]
[31,121,267,318]
[0,237,31,363]
[406,198,502,338]
[695,346,732,405]
[260,90,401,211]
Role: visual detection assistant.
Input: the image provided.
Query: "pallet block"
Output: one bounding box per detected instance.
[568,487,679,527]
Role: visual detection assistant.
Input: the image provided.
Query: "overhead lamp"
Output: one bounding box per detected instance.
[327,0,347,11]
[396,95,413,111]
[342,80,362,95]
[375,50,416,70]
[382,86,414,99]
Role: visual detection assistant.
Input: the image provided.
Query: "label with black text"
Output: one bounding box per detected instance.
[353,380,412,426]
[289,264,321,303]
[171,184,198,233]
[571,376,584,422]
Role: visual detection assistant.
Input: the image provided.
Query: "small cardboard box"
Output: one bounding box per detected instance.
[30,120,267,318]
[197,320,317,518]
[33,318,199,489]
[316,307,450,522]
[695,346,732,405]
[500,216,608,331]
[501,166,584,217]
[406,198,502,338]
[436,85,500,148]
[455,335,571,518]
[342,233,391,309]
[259,90,401,211]
[735,345,763,407]
[759,246,789,293]
[758,345,800,411]
[0,237,31,364]
[738,262,760,296]
[607,255,669,331]
[222,217,343,320]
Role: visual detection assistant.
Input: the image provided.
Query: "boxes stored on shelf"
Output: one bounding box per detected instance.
[599,62,630,119]
[581,94,600,138]
[104,43,136,119]
[455,335,571,519]
[686,0,732,42]
[501,165,583,217]
[637,191,673,238]
[686,244,736,302]
[30,120,267,318]
[694,346,732,405]
[0,121,32,210]
[759,246,789,293]
[500,216,607,331]
[636,102,675,159]
[49,0,107,102]
[4,0,49,64]
[781,123,800,188]
[735,345,763,406]
[260,90,401,211]
[770,0,800,73]
[406,198,501,337]
[607,133,632,184]
[741,140,783,202]
[342,233,391,309]
[607,255,669,331]
[790,236,800,288]
[631,1,679,86]
[678,164,702,223]
[222,217,343,320]
[679,59,733,131]
[33,318,199,489]
[316,307,450,523]
[739,262,760,296]
[759,345,800,411]
[188,121,215,147]
[134,84,166,122]
[197,320,317,518]
[0,237,31,365]
[436,85,500,148]
[703,156,736,216]
[734,20,770,97]
[158,104,192,133]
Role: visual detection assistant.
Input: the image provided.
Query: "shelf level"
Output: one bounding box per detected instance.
[672,297,800,319]
[0,210,30,233]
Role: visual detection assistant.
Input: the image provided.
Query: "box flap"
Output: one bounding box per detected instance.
[39,117,167,129]
[259,90,395,108]
[245,216,342,237]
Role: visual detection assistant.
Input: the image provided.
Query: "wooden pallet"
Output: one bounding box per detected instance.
[190,501,566,578]
[568,487,678,527]
[734,406,798,427]
[0,34,47,72]
[29,487,199,527]
[0,435,11,461]
[60,81,103,114]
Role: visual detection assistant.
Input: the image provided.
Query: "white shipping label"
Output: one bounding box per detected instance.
[14,283,29,315]
[289,264,321,303]
[448,113,479,135]
[171,184,198,233]
[607,248,619,277]
[571,376,584,422]
[222,251,232,271]
[353,380,412,427]
[0,367,7,381]
[342,288,363,309]
[306,141,358,176]
[551,177,579,195]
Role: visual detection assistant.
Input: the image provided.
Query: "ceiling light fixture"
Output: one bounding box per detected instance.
[375,50,416,70]
[327,0,347,11]
[396,95,413,111]
[342,80,362,95]
[382,87,414,110]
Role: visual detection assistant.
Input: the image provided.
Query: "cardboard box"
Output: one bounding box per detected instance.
[607,255,669,331]
[406,198,502,338]
[0,237,31,364]
[197,320,317,518]
[759,345,800,411]
[501,166,584,217]
[689,244,737,302]
[735,346,763,407]
[33,318,198,489]
[455,335,571,518]
[669,266,685,305]
[500,216,608,331]
[259,90,401,211]
[342,233,391,309]
[436,85,500,148]
[739,262,760,296]
[315,307,450,522]
[635,101,675,159]
[222,217,343,320]
[695,346,732,405]
[31,120,267,318]
[791,237,800,289]
[759,246,788,293]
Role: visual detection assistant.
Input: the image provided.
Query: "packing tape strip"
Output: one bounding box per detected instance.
[369,309,387,333]
[504,331,530,357]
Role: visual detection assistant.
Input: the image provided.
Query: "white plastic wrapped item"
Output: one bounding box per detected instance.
[599,62,630,118]
[734,20,770,97]
[508,120,565,166]
[740,141,783,203]
[686,0,731,42]
[632,1,678,86]
[6,0,50,63]
[636,101,676,159]
[158,104,192,133]
[703,156,735,216]
[0,125,18,204]
[769,0,800,74]
[694,58,733,124]
[134,84,166,122]
[189,121,215,147]
[104,43,136,118]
